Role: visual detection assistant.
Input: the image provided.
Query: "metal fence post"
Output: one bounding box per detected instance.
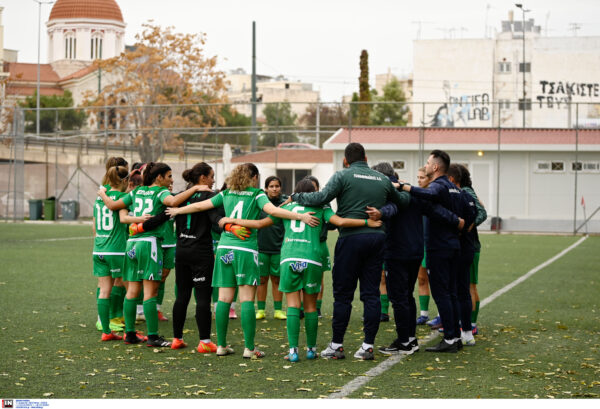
[495,125,501,234]
[573,103,579,234]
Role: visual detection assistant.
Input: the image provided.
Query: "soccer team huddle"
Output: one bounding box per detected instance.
[92,142,486,362]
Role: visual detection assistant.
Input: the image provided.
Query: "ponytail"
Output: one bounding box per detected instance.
[182,162,213,189]
[143,162,171,186]
[102,165,129,192]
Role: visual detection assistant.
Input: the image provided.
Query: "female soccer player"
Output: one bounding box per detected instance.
[219,177,382,362]
[166,163,319,359]
[170,162,231,352]
[415,167,434,326]
[93,162,145,340]
[256,176,287,320]
[98,162,204,346]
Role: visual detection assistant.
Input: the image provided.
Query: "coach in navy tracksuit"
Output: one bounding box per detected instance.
[400,150,466,352]
[370,163,463,355]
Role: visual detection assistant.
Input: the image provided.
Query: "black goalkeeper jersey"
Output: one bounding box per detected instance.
[175,190,224,260]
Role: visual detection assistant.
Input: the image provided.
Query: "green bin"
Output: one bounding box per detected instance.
[28,199,43,220]
[61,200,79,220]
[43,198,56,220]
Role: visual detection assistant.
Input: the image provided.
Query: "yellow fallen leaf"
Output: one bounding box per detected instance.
[266,377,274,381]
[363,392,373,396]
[43,392,54,397]
[296,388,312,392]
[410,373,423,376]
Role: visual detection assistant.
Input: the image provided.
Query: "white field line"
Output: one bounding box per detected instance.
[328,235,589,399]
[10,236,93,242]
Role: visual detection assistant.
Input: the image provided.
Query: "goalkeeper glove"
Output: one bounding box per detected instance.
[129,223,145,236]
[224,223,250,240]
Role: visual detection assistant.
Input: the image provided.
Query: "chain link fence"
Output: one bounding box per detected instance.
[1,101,598,233]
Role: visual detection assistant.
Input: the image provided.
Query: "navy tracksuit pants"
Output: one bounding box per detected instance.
[427,249,461,340]
[457,249,474,333]
[331,233,385,345]
[384,258,421,343]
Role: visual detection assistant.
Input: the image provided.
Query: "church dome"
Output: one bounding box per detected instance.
[49,0,124,23]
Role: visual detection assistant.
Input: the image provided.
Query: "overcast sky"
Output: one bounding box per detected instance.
[2,0,600,101]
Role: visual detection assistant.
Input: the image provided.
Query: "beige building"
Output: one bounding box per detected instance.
[225,69,320,120]
[411,12,600,128]
[1,0,125,108]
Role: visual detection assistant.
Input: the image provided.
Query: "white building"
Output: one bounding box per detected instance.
[412,13,600,129]
[225,69,320,120]
[323,127,600,233]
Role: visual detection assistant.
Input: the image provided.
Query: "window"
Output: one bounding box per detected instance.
[276,169,311,195]
[91,36,103,60]
[519,62,531,73]
[497,62,511,73]
[536,161,565,173]
[518,98,531,111]
[572,162,600,173]
[64,33,76,59]
[392,160,405,171]
[499,99,511,110]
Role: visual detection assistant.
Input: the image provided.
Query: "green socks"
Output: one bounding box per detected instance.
[241,301,256,350]
[380,294,389,314]
[316,299,322,310]
[143,297,159,336]
[471,301,480,324]
[97,298,111,334]
[257,301,266,310]
[286,307,300,349]
[304,311,318,349]
[419,295,430,313]
[110,286,125,319]
[157,281,165,306]
[273,301,282,311]
[123,297,138,332]
[215,301,230,347]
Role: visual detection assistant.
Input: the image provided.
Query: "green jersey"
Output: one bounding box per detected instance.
[271,202,334,266]
[93,186,128,254]
[210,187,270,250]
[162,219,176,246]
[122,185,171,239]
[257,194,288,254]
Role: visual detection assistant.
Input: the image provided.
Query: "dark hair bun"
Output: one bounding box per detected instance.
[182,169,192,183]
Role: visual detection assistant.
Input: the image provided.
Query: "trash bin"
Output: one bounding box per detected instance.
[43,198,56,220]
[491,216,502,231]
[28,199,43,220]
[61,200,79,220]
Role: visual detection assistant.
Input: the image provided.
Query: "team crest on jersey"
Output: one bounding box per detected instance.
[127,247,136,259]
[290,261,308,272]
[220,250,234,264]
[254,253,259,266]
[98,255,104,260]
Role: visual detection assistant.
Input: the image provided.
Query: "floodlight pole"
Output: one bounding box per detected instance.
[34,0,54,136]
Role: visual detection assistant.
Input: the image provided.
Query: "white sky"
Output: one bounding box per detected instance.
[2,0,600,101]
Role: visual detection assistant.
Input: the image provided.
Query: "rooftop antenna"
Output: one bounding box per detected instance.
[568,22,581,36]
[411,21,435,39]
[485,3,491,38]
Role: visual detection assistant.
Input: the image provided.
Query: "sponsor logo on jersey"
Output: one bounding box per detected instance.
[127,248,136,259]
[236,273,246,278]
[290,261,308,272]
[306,282,317,288]
[193,277,206,282]
[449,188,461,194]
[354,174,382,181]
[220,250,234,264]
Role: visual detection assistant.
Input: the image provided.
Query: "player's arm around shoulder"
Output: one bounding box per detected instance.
[292,171,343,207]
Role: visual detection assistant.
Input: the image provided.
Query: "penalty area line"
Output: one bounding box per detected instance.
[328,235,588,399]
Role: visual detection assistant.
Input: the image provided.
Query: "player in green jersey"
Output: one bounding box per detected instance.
[98,162,205,347]
[256,176,288,320]
[219,177,382,362]
[166,163,320,359]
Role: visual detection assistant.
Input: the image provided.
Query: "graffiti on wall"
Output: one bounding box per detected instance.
[536,80,600,109]
[429,93,491,127]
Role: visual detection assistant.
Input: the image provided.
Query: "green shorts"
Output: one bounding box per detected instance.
[279,258,323,295]
[259,253,280,277]
[93,254,124,278]
[123,238,163,282]
[470,252,480,284]
[162,245,175,270]
[421,248,427,269]
[320,241,331,272]
[213,246,259,287]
